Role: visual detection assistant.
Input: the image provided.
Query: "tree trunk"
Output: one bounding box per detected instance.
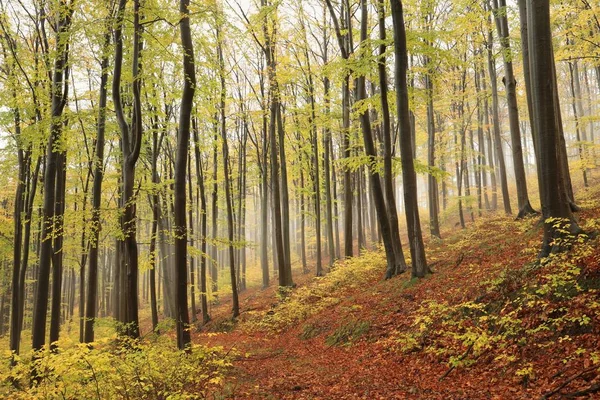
[174,0,194,350]
[32,3,73,352]
[486,21,512,215]
[217,22,240,316]
[492,0,536,218]
[325,0,353,259]
[390,0,428,278]
[84,31,110,343]
[569,60,588,187]
[526,0,580,256]
[193,120,210,324]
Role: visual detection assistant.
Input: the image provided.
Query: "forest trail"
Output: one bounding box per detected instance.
[192,178,600,399]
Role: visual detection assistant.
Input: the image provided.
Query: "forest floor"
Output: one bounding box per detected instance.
[193,179,600,400]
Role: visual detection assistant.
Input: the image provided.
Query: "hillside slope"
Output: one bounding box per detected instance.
[196,182,600,400]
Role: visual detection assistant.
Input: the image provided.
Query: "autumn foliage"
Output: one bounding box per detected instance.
[192,181,600,399]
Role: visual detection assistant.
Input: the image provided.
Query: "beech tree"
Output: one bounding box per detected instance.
[0,0,596,366]
[32,0,74,352]
[525,0,581,256]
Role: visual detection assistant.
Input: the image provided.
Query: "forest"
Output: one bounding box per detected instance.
[0,0,599,398]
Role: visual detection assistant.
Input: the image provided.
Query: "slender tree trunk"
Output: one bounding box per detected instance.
[192,120,210,324]
[217,22,240,316]
[568,61,589,187]
[486,22,512,215]
[322,34,335,268]
[300,168,307,273]
[10,121,26,357]
[84,31,110,343]
[174,0,195,350]
[390,0,428,278]
[188,158,197,322]
[325,0,353,259]
[210,119,219,294]
[492,0,536,218]
[32,4,73,352]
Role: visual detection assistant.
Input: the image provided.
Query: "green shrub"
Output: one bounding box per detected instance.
[1,336,231,399]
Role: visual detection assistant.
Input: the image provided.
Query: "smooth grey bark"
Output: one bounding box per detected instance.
[526,0,580,257]
[485,21,512,215]
[216,21,240,316]
[193,120,210,324]
[325,0,353,258]
[492,0,536,218]
[568,61,588,187]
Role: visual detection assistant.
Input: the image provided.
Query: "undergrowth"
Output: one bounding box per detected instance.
[393,215,600,385]
[1,336,232,399]
[242,250,385,333]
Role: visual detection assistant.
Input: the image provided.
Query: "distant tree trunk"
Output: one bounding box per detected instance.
[84,31,111,343]
[390,0,428,278]
[188,158,197,322]
[422,8,441,238]
[526,0,581,256]
[568,60,588,187]
[486,20,512,215]
[303,42,323,276]
[210,120,219,294]
[217,22,240,316]
[481,67,498,211]
[517,0,539,163]
[325,0,353,259]
[331,138,341,259]
[236,111,248,291]
[583,68,595,154]
[262,0,292,287]
[276,105,292,279]
[148,110,164,331]
[322,20,335,267]
[259,122,270,288]
[492,0,536,218]
[455,127,466,229]
[300,166,308,273]
[148,188,160,331]
[474,66,490,211]
[193,119,210,324]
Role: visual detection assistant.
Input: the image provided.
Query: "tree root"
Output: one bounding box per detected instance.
[515,202,539,220]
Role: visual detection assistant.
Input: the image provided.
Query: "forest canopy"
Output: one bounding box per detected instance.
[0,0,598,398]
